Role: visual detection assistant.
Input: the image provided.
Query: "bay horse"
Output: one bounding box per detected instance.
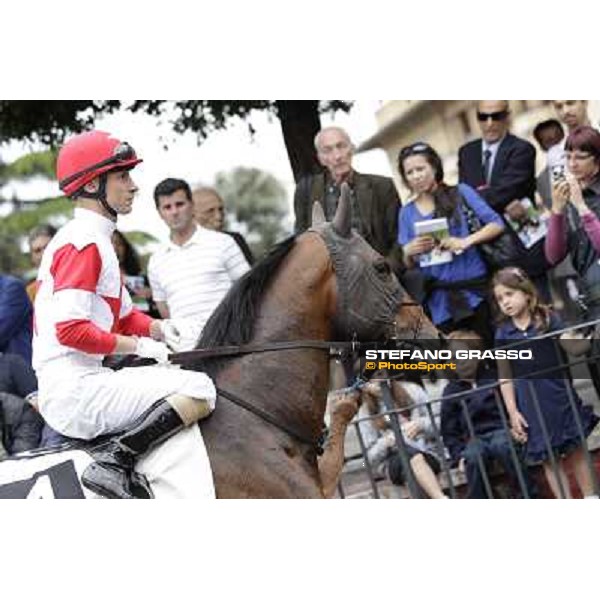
[0,185,440,499]
[175,184,438,498]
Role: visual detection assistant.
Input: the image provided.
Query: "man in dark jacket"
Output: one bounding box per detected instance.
[458,101,537,213]
[294,126,401,271]
[0,274,33,364]
[458,101,548,295]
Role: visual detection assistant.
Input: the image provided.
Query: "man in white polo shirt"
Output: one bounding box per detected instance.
[148,178,250,350]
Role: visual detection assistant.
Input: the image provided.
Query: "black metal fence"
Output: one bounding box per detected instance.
[337,319,600,499]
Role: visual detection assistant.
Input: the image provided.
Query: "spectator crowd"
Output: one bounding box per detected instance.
[2,100,600,499]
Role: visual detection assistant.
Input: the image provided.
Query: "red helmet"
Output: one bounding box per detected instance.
[57,130,142,197]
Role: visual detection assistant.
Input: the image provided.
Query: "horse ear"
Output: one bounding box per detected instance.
[332,182,352,238]
[311,201,326,227]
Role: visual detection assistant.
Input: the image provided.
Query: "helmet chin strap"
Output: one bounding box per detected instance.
[79,174,118,219]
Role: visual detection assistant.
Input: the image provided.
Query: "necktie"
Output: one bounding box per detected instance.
[483,148,492,184]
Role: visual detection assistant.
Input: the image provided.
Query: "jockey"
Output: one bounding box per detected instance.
[32,130,217,499]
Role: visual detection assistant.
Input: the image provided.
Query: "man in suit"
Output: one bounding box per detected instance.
[293,126,401,269]
[458,100,537,215]
[458,101,548,298]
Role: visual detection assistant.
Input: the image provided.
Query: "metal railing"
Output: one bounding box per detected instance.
[337,319,600,499]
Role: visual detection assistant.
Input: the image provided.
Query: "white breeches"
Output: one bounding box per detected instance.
[38,364,216,440]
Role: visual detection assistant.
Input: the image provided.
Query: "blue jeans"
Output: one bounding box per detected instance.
[463,429,531,499]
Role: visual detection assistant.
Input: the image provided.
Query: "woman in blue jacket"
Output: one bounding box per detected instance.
[397,143,504,343]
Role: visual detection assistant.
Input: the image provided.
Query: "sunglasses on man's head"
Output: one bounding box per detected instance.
[477,110,509,122]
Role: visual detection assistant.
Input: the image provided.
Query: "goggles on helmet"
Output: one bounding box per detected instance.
[59,142,137,191]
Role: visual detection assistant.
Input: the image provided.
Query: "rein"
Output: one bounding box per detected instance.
[216,387,323,452]
[171,339,376,365]
[169,303,424,365]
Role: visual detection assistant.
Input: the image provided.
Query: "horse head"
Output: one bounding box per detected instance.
[310,182,402,342]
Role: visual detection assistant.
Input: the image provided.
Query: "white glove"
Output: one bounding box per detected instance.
[164,317,203,352]
[135,337,171,363]
[159,320,182,351]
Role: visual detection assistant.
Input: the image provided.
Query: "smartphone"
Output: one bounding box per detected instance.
[551,164,566,183]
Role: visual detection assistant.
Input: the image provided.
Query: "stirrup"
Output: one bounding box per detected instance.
[81,460,154,499]
[81,399,187,499]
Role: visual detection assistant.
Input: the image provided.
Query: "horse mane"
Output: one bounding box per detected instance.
[198,235,298,349]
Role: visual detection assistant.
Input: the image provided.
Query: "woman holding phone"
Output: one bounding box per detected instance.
[545,125,600,397]
[545,126,600,317]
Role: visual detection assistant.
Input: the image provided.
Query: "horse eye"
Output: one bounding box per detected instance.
[374,261,391,276]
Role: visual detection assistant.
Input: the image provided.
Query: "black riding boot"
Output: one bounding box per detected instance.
[81,400,185,499]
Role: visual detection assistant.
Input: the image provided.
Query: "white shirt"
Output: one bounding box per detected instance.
[148,225,250,346]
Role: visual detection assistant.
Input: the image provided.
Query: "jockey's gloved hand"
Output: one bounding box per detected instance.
[159,320,181,351]
[135,337,171,363]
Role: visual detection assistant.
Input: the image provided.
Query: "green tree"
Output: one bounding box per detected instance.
[0,100,352,180]
[0,149,69,274]
[214,167,289,259]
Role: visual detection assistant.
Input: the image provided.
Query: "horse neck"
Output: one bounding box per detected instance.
[231,238,335,443]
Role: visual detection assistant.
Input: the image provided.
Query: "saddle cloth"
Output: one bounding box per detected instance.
[0,425,215,499]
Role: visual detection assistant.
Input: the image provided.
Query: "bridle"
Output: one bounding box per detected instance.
[170,299,427,455]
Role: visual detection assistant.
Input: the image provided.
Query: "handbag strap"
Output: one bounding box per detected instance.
[457,183,481,235]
